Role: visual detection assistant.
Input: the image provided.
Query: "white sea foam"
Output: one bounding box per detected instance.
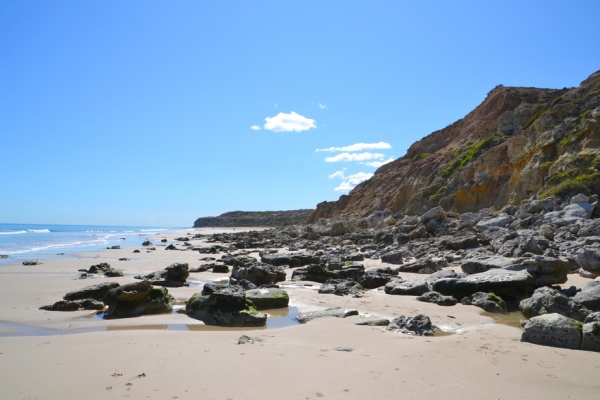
[25,229,51,233]
[0,230,27,235]
[141,228,169,232]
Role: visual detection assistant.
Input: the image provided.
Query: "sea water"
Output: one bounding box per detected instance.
[0,223,183,260]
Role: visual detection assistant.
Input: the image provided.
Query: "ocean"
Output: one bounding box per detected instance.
[0,223,184,260]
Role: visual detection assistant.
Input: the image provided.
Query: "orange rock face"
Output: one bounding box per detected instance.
[310,70,600,221]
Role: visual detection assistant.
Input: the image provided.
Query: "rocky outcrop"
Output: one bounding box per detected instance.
[230,263,286,285]
[244,288,289,309]
[387,314,436,336]
[309,70,600,220]
[296,307,358,324]
[103,282,174,319]
[519,287,591,321]
[461,292,507,313]
[40,299,104,311]
[318,279,365,297]
[415,291,457,306]
[186,284,267,326]
[194,210,314,228]
[134,263,189,287]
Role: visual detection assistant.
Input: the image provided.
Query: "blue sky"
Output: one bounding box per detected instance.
[1,1,599,227]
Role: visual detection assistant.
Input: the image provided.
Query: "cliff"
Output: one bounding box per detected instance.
[193,210,314,228]
[309,70,600,222]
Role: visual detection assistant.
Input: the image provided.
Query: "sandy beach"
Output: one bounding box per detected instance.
[1,228,599,400]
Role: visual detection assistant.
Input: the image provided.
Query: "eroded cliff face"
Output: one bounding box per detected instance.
[309,70,600,222]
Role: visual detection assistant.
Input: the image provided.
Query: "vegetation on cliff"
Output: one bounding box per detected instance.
[194,210,313,228]
[309,70,600,221]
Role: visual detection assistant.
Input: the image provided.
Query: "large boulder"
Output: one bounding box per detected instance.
[244,288,289,310]
[581,321,600,352]
[134,263,190,287]
[260,251,319,267]
[63,282,120,301]
[387,314,436,336]
[520,287,591,321]
[512,256,572,286]
[543,203,594,226]
[521,313,582,350]
[231,263,286,285]
[432,268,533,300]
[461,256,517,274]
[103,282,173,318]
[396,257,447,273]
[186,284,267,326]
[573,280,600,310]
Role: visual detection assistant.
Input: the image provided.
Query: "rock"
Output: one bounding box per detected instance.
[445,234,479,250]
[133,249,140,253]
[245,288,289,309]
[291,265,339,283]
[161,238,168,243]
[22,261,40,266]
[416,291,457,306]
[355,318,390,326]
[86,263,123,277]
[212,264,230,273]
[521,313,582,350]
[420,207,446,223]
[360,267,398,289]
[260,251,319,267]
[63,282,121,301]
[238,335,262,345]
[581,322,600,352]
[576,245,600,274]
[40,299,104,311]
[571,193,590,204]
[396,257,447,273]
[165,244,178,250]
[462,292,507,313]
[296,307,358,324]
[134,263,190,287]
[584,312,600,323]
[380,251,403,264]
[142,240,152,246]
[231,263,286,285]
[512,256,572,286]
[544,203,594,225]
[387,314,436,336]
[476,214,512,231]
[175,237,190,241]
[186,284,267,326]
[0,254,9,259]
[573,281,600,310]
[318,279,365,297]
[189,264,213,273]
[432,268,533,300]
[103,282,173,318]
[520,287,590,321]
[384,279,429,296]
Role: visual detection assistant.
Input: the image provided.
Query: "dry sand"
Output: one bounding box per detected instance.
[1,228,599,399]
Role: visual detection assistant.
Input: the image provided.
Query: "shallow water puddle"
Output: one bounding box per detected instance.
[483,311,525,329]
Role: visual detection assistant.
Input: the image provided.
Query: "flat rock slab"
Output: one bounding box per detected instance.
[296,307,358,324]
[245,288,289,309]
[63,282,120,301]
[432,268,533,300]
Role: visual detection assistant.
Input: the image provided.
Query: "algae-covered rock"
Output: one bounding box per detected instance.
[134,263,189,287]
[245,288,289,309]
[520,287,590,321]
[387,314,436,336]
[186,284,267,326]
[521,313,582,350]
[103,282,173,319]
[40,299,104,311]
[462,292,507,313]
[291,264,340,283]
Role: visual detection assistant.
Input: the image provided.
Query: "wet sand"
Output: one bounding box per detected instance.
[1,228,599,399]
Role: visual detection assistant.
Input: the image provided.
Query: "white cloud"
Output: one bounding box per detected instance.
[328,169,346,179]
[315,142,392,152]
[325,152,385,162]
[361,157,395,167]
[250,125,261,131]
[333,172,373,192]
[264,111,316,132]
[318,103,327,109]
